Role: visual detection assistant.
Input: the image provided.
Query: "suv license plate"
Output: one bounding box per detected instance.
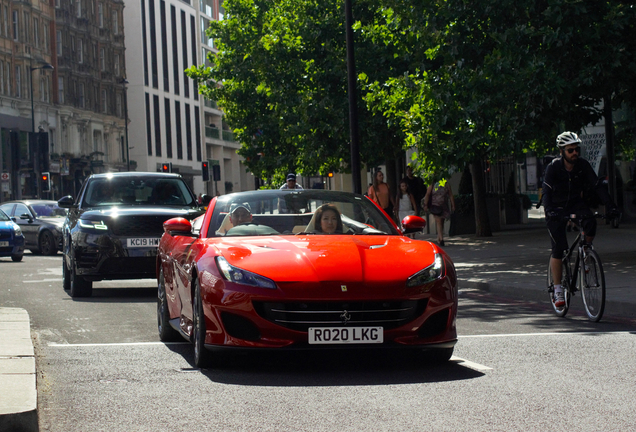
[127,238,160,248]
[308,327,383,344]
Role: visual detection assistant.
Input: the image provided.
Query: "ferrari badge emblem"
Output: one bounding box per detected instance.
[341,285,347,292]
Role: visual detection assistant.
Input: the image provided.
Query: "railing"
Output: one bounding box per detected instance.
[204,98,217,109]
[222,130,234,142]
[205,127,219,139]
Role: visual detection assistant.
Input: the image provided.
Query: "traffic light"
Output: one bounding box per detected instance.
[161,162,172,173]
[212,164,221,181]
[328,171,334,178]
[41,172,51,192]
[202,161,210,182]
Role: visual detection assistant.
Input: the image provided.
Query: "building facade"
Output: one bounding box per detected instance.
[123,0,255,196]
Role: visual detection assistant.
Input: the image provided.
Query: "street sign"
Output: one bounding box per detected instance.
[1,172,9,181]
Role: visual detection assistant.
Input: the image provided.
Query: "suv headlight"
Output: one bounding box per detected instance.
[406,253,444,287]
[78,219,108,230]
[216,256,277,289]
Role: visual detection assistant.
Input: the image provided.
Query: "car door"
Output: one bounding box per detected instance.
[14,204,39,249]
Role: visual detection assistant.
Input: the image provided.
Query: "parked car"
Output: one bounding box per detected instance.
[57,172,210,298]
[0,200,66,255]
[157,189,458,368]
[0,208,25,262]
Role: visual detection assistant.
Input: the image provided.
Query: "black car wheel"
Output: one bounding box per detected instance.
[11,254,23,262]
[192,279,215,368]
[69,263,93,298]
[158,268,181,342]
[39,231,57,256]
[62,257,71,291]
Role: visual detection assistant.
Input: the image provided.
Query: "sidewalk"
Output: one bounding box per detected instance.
[0,308,38,432]
[416,216,636,319]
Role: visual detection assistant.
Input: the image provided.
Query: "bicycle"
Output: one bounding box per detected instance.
[546,213,606,322]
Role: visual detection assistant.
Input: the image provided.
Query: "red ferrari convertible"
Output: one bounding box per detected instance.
[157,189,457,367]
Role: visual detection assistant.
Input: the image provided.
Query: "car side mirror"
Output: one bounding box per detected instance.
[163,217,193,236]
[200,194,213,206]
[402,215,426,235]
[20,213,33,222]
[57,195,77,209]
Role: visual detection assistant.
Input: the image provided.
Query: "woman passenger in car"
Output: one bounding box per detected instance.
[314,204,344,234]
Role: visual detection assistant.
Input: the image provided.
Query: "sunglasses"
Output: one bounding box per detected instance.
[566,147,581,154]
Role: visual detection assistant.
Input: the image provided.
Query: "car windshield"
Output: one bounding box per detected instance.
[207,190,400,237]
[0,209,9,222]
[31,203,67,217]
[83,177,196,207]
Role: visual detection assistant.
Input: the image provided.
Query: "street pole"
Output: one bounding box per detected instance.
[345,0,361,194]
[30,63,54,198]
[120,78,130,171]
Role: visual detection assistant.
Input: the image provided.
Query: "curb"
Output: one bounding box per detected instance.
[0,308,38,432]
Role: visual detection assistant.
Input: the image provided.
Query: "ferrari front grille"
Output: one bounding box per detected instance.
[253,299,428,332]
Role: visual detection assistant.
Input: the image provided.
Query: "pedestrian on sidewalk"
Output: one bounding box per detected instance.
[423,178,455,246]
[368,169,396,220]
[395,179,417,227]
[403,165,426,215]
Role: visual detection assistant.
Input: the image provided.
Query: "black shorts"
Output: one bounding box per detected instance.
[547,207,596,259]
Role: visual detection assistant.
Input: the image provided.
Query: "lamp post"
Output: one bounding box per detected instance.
[120,78,130,171]
[30,62,54,198]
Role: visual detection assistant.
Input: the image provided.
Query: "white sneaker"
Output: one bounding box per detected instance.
[554,290,566,308]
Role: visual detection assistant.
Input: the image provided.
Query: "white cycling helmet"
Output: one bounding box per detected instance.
[556,131,582,148]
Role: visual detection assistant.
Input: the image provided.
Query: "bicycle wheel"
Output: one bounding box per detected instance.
[547,256,571,317]
[580,249,606,322]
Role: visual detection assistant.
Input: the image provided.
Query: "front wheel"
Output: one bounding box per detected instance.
[39,231,57,256]
[11,254,23,262]
[547,256,571,317]
[69,264,93,298]
[62,257,71,290]
[580,249,606,322]
[157,268,181,342]
[192,279,215,368]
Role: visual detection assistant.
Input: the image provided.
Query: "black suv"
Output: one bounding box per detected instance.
[58,172,209,297]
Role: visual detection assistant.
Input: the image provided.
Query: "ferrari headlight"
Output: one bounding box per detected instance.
[12,224,22,236]
[216,256,277,289]
[406,253,444,287]
[78,219,108,230]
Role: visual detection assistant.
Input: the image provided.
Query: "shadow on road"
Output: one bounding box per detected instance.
[164,343,485,386]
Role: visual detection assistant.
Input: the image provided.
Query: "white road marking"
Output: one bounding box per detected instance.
[24,278,61,283]
[49,341,187,347]
[459,330,634,338]
[450,356,492,372]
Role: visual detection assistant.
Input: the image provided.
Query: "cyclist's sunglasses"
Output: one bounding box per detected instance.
[565,146,581,154]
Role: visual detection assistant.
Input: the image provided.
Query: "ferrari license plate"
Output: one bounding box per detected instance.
[126,238,160,248]
[0,241,8,247]
[308,327,383,344]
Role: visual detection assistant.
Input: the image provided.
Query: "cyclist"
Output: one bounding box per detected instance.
[542,131,619,307]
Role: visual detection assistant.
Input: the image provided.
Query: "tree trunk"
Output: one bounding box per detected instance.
[470,158,492,237]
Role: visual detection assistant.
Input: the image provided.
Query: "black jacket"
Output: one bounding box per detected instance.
[542,157,611,211]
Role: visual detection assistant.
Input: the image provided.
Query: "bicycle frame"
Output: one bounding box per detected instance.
[562,228,586,293]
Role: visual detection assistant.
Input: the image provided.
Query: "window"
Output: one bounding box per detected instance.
[98,3,103,28]
[0,61,4,95]
[43,22,49,52]
[101,89,107,113]
[219,0,225,21]
[58,77,64,104]
[5,63,10,97]
[15,65,21,98]
[78,39,83,63]
[114,54,119,76]
[56,30,62,56]
[76,0,81,18]
[40,78,44,101]
[12,11,18,41]
[100,48,105,71]
[111,10,118,34]
[33,18,39,48]
[116,93,122,117]
[3,6,8,38]
[23,12,29,44]
[55,0,60,8]
[79,83,85,107]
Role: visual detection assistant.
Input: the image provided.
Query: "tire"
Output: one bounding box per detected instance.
[62,257,71,291]
[157,268,181,342]
[39,231,57,256]
[11,254,23,262]
[547,256,571,317]
[192,279,215,368]
[69,263,93,298]
[580,249,606,322]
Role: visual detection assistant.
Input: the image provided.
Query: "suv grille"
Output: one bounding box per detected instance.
[253,300,428,332]
[110,215,173,237]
